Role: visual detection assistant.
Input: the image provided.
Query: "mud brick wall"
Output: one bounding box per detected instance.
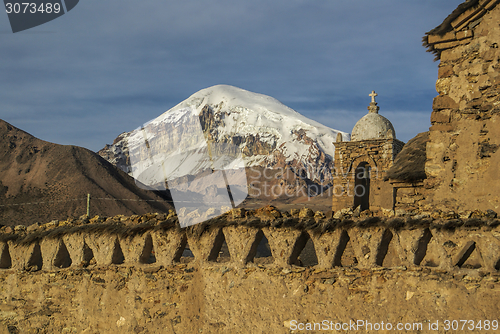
[0,211,499,333]
[424,2,500,212]
[392,181,427,213]
[332,139,404,212]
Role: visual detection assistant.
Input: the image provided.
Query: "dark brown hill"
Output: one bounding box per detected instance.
[0,119,172,226]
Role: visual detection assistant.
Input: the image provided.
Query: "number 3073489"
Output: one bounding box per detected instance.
[5,3,61,14]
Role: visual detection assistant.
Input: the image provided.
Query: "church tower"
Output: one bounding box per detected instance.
[332,91,404,213]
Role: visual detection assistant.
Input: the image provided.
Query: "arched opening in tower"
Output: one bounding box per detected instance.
[354,162,370,211]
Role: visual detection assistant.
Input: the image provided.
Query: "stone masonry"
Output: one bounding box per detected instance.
[423,0,500,212]
[0,211,499,333]
[332,139,404,213]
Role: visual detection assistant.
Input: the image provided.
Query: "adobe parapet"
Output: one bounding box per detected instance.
[1,207,500,272]
[1,207,500,333]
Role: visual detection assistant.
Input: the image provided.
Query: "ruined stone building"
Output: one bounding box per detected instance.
[422,0,500,212]
[334,0,500,215]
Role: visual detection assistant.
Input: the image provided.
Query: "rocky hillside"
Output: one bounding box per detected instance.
[99,85,349,198]
[0,119,172,226]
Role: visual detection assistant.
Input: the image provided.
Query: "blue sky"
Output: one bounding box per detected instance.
[0,0,461,151]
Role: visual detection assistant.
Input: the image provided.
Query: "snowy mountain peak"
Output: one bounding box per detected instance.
[165,84,348,160]
[175,84,306,118]
[99,85,350,185]
[176,84,339,131]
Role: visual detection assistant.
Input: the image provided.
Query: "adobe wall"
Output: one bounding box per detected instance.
[392,181,427,213]
[0,211,499,333]
[425,3,500,212]
[332,139,404,212]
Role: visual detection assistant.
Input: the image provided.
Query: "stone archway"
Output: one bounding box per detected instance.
[354,162,370,211]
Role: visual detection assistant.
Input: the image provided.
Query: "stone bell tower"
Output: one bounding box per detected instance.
[332,91,404,213]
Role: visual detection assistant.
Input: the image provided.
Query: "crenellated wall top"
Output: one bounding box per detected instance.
[0,206,499,273]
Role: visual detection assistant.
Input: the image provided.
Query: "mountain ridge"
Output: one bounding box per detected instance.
[0,119,172,226]
[99,85,349,188]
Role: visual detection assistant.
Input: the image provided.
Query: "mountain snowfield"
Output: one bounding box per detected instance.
[166,84,348,164]
[99,85,350,186]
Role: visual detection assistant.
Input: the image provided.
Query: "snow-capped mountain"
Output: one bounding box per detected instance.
[99,85,350,188]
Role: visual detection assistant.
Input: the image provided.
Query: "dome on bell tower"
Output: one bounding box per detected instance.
[351,91,396,141]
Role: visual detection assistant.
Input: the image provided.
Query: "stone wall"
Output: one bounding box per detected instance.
[332,138,404,212]
[0,211,499,333]
[392,181,427,213]
[424,1,500,212]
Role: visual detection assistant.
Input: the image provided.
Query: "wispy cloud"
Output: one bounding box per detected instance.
[0,0,461,150]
